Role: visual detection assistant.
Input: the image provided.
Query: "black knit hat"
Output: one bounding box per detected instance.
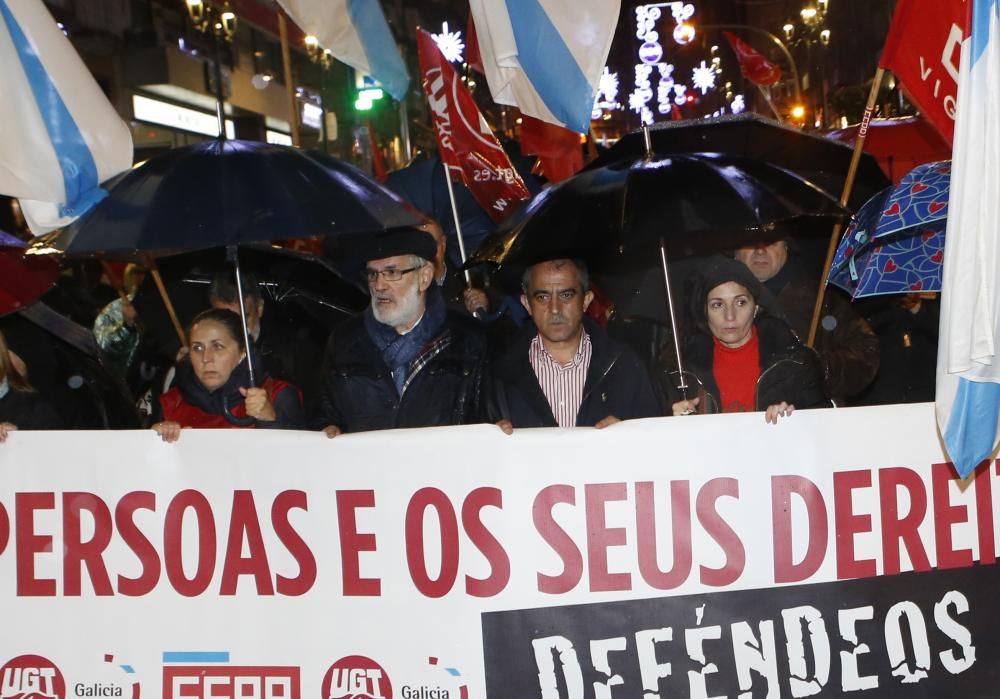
[345,226,437,263]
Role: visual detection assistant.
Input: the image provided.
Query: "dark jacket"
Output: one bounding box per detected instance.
[765,256,879,404]
[661,314,831,413]
[318,310,490,433]
[490,317,663,427]
[0,387,64,429]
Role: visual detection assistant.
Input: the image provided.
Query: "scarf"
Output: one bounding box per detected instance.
[174,346,264,426]
[364,286,447,394]
[0,377,8,401]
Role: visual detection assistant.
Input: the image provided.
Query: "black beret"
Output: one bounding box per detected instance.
[346,226,437,263]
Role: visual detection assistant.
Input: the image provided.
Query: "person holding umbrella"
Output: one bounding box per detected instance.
[151,309,304,442]
[666,256,830,423]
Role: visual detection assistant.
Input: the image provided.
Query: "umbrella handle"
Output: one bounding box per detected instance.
[222,393,256,427]
[228,246,256,385]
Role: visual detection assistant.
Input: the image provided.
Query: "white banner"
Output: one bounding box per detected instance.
[0,403,994,698]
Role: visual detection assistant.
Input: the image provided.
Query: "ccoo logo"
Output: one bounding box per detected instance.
[0,655,66,699]
[321,656,391,699]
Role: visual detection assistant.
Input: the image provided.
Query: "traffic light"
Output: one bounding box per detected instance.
[354,87,384,111]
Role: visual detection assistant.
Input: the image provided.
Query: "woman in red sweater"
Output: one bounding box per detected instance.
[664,256,829,423]
[152,308,303,441]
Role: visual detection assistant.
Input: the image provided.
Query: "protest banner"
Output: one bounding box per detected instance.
[0,403,994,698]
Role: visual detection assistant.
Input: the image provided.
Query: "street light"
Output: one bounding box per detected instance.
[184,0,237,138]
[781,1,832,126]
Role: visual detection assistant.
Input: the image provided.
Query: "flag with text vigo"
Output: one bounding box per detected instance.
[936,0,1000,478]
[879,0,965,143]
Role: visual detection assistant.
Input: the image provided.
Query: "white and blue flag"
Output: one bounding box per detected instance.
[469,0,620,134]
[936,0,1000,478]
[0,0,132,234]
[276,0,409,101]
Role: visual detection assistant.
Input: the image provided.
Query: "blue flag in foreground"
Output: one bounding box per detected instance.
[276,0,408,101]
[0,0,132,234]
[469,0,620,135]
[936,0,1000,478]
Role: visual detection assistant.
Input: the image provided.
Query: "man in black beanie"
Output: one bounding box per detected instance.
[318,227,490,435]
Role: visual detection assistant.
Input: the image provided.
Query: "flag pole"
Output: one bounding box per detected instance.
[806,67,885,347]
[277,9,301,147]
[756,85,783,122]
[441,162,473,287]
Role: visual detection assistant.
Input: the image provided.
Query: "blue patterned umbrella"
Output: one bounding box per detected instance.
[829,160,950,298]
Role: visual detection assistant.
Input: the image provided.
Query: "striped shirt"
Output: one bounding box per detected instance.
[528,331,592,427]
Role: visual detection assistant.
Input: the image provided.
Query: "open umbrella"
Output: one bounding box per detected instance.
[829,160,950,298]
[38,140,422,256]
[589,113,891,210]
[470,136,848,394]
[0,230,59,315]
[471,151,847,268]
[29,139,423,383]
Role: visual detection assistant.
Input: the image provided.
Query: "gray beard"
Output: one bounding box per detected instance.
[372,283,423,331]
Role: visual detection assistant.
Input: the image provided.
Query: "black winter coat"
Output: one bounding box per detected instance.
[661,314,830,413]
[490,318,663,427]
[0,388,64,429]
[318,311,490,433]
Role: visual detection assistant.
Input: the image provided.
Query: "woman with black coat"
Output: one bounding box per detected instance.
[663,256,831,423]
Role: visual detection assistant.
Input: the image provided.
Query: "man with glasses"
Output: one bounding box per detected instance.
[319,227,490,436]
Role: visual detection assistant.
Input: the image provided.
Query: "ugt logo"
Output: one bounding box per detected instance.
[0,655,66,699]
[321,656,391,699]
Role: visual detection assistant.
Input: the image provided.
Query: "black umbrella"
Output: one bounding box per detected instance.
[30,139,422,383]
[41,139,422,256]
[471,151,848,268]
[589,113,891,210]
[470,139,849,395]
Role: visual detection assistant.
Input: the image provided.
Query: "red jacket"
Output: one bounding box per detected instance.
[159,377,300,428]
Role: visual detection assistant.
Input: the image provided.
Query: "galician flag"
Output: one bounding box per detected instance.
[276,0,409,101]
[936,0,1000,478]
[0,0,132,234]
[469,0,620,135]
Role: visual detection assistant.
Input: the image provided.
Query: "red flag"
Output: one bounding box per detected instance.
[723,31,781,86]
[417,28,530,222]
[878,0,964,143]
[519,115,583,183]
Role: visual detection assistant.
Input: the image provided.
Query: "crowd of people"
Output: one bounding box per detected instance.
[0,224,938,443]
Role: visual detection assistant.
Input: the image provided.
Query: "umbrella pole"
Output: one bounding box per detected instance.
[659,238,689,399]
[228,246,256,385]
[144,254,187,348]
[807,67,885,347]
[441,164,473,287]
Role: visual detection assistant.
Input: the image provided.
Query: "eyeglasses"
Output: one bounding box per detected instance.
[365,265,423,283]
